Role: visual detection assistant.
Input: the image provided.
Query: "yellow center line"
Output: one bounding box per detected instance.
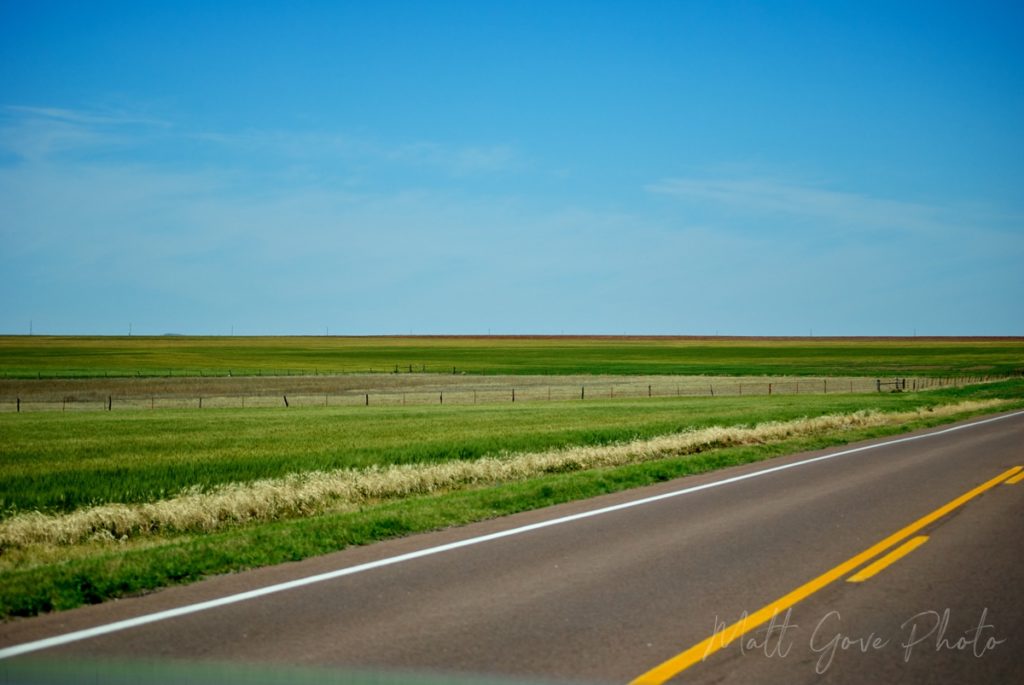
[629,465,1022,685]
[1005,470,1024,485]
[846,535,929,583]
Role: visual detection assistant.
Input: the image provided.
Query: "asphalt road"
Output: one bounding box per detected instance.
[1,410,1022,684]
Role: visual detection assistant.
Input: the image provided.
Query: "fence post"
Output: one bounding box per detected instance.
[16,397,20,412]
[440,392,443,404]
[648,384,652,398]
[108,396,112,411]
[365,393,369,406]
[512,388,515,403]
[283,395,289,407]
[876,379,881,392]
[199,397,203,409]
[768,383,772,395]
[581,386,585,400]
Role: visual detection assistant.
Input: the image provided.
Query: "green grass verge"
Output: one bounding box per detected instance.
[2,335,1022,378]
[1,382,1022,619]
[3,383,1021,515]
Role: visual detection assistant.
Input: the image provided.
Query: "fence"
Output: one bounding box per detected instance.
[1,375,1004,413]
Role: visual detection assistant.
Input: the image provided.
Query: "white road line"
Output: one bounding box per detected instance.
[2,409,1022,660]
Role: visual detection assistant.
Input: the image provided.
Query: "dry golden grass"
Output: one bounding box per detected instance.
[0,399,1004,551]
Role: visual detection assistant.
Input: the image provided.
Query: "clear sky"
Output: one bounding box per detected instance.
[1,0,1022,336]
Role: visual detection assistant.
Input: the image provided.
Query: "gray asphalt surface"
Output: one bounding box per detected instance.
[1,411,1021,684]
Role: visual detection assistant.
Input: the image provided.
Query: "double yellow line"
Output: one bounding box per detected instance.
[631,465,1023,684]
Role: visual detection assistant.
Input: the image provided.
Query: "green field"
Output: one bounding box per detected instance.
[5,386,1016,516]
[2,335,1023,377]
[1,334,1022,619]
[1,378,1023,618]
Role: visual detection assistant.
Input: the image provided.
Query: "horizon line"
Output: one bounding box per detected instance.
[2,334,1023,342]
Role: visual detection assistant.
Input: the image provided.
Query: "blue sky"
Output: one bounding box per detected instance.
[1,0,1022,336]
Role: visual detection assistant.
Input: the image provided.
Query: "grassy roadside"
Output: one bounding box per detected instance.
[1,385,1017,515]
[1,382,1022,619]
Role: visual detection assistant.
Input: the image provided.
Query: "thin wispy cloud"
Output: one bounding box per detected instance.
[0,104,618,334]
[4,105,170,128]
[187,129,520,177]
[186,129,362,160]
[387,141,521,175]
[3,105,521,179]
[647,176,944,234]
[0,104,170,162]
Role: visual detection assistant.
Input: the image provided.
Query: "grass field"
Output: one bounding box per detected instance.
[1,335,1021,619]
[2,335,1023,377]
[0,373,947,413]
[4,387,1011,516]
[1,376,1023,618]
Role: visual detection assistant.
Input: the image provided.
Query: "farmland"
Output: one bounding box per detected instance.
[0,373,960,413]
[0,336,1022,618]
[6,387,1016,517]
[1,335,1023,378]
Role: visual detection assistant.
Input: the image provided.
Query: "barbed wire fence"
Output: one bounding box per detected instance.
[1,375,1010,413]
